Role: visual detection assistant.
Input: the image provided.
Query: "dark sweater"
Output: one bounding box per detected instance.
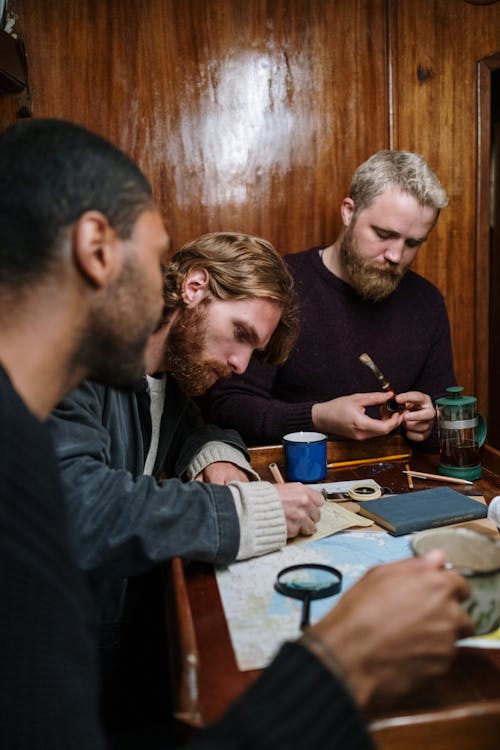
[205,246,455,445]
[0,367,104,749]
[0,366,374,750]
[189,641,374,750]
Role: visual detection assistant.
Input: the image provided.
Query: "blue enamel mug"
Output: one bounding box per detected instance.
[283,431,328,483]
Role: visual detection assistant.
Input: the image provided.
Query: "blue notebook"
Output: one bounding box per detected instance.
[357,487,487,536]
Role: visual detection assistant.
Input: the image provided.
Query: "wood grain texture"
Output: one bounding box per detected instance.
[4,0,500,416]
[164,558,201,726]
[0,89,20,129]
[485,60,500,444]
[249,433,411,466]
[8,0,388,254]
[370,700,500,750]
[389,0,500,401]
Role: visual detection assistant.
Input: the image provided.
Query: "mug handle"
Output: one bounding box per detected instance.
[478,414,487,447]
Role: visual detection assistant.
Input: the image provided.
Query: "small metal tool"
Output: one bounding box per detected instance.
[359,353,404,413]
[321,480,383,502]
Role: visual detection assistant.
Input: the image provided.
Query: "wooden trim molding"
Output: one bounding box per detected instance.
[476,52,500,417]
[0,27,27,92]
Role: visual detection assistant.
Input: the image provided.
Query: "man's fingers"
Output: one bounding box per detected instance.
[310,489,325,507]
[358,390,399,406]
[300,519,317,536]
[277,484,324,538]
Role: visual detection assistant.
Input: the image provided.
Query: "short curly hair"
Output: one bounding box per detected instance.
[0,118,153,289]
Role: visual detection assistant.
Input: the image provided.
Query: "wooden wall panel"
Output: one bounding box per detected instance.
[389,0,500,402]
[3,0,500,418]
[0,88,20,129]
[8,0,388,255]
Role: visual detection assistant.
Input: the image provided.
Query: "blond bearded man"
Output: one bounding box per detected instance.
[206,151,453,448]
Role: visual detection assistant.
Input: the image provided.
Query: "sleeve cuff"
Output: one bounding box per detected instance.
[228,481,287,559]
[186,441,259,480]
[279,402,317,434]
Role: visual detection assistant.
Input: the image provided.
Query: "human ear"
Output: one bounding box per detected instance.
[181,267,210,307]
[340,197,355,227]
[72,211,121,288]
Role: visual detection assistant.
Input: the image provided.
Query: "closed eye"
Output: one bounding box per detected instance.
[374,227,424,250]
[234,324,251,343]
[374,228,394,240]
[405,239,423,249]
[233,321,268,358]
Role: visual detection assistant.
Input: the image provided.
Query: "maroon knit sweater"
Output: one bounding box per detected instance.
[203,246,455,447]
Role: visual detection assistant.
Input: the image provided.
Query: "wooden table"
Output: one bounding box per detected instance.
[165,436,500,750]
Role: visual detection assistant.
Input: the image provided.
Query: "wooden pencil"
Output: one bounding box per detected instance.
[269,462,285,483]
[326,453,411,469]
[402,470,474,486]
[405,463,414,489]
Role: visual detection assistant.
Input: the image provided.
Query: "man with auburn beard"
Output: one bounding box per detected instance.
[204,151,455,448]
[1,121,472,750]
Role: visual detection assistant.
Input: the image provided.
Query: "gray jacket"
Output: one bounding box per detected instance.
[48,377,285,620]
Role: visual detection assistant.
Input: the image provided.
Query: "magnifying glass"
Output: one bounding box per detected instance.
[274,563,343,630]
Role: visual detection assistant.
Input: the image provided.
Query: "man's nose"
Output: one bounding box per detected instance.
[384,238,405,265]
[228,347,253,375]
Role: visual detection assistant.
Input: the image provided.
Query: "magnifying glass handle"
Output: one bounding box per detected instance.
[300,595,312,630]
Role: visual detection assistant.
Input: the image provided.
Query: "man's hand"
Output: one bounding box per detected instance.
[306,550,473,707]
[312,392,404,440]
[395,390,436,442]
[195,462,251,484]
[274,483,324,537]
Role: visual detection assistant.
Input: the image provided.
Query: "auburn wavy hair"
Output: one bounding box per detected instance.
[162,232,298,365]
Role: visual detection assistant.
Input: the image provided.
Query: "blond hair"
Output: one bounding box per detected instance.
[350,150,448,218]
[163,232,298,365]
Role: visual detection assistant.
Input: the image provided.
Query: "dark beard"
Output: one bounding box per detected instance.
[79,318,150,387]
[164,303,232,396]
[340,229,406,302]
[74,260,160,388]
